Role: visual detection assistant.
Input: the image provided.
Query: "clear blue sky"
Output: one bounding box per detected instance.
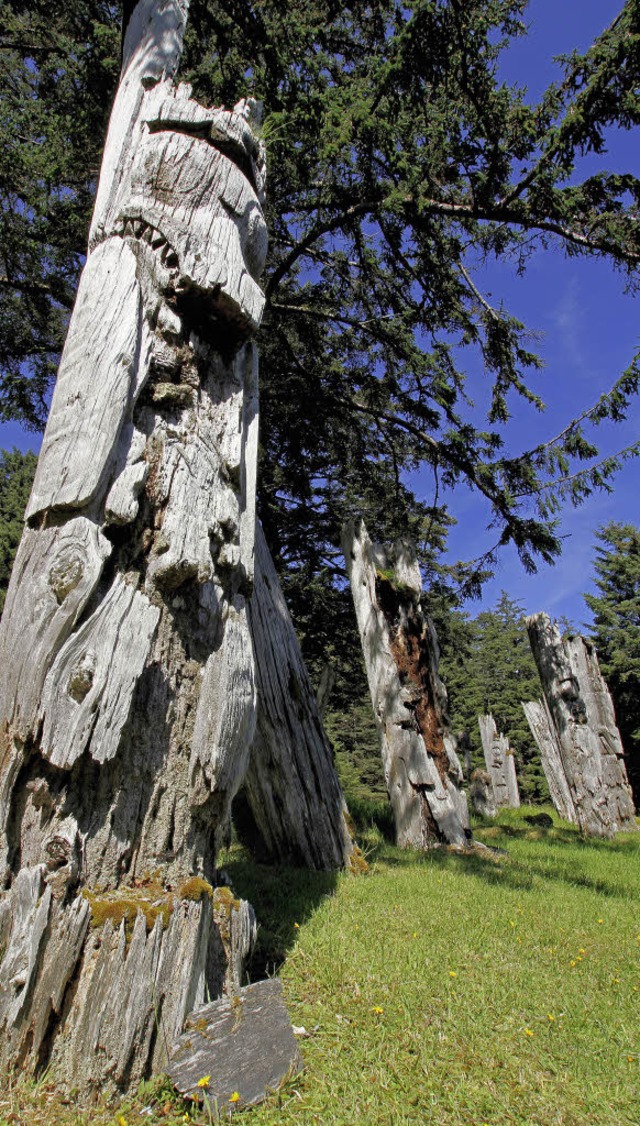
[1,1,637,630]
[427,0,639,628]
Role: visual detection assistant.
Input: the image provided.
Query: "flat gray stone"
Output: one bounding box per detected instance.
[168,978,303,1109]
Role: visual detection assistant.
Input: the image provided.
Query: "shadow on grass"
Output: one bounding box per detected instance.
[361,814,640,901]
[222,851,338,981]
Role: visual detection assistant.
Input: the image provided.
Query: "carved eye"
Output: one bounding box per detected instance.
[244,207,268,280]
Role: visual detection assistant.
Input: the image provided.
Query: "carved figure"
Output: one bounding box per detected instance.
[526,613,636,837]
[343,518,471,848]
[478,714,520,809]
[0,0,265,1091]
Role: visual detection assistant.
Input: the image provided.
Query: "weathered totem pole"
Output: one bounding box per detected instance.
[526,613,636,837]
[469,770,497,819]
[0,0,333,1095]
[521,698,577,823]
[342,519,471,849]
[243,522,355,870]
[477,714,520,809]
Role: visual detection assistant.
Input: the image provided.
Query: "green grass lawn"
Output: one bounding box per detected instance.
[2,807,639,1126]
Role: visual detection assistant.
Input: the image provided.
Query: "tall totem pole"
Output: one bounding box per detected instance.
[0,0,272,1091]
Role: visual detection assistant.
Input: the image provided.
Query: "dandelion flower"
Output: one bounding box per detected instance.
[579,948,586,955]
[371,1005,383,1014]
[293,922,300,929]
[197,1076,211,1088]
[449,971,458,977]
[547,1014,555,1022]
[628,1056,635,1063]
[570,960,577,967]
[229,1091,241,1103]
[597,918,604,924]
[117,1117,128,1126]
[524,1028,534,1037]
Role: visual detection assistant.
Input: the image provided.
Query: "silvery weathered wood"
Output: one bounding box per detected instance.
[478,714,520,809]
[522,698,577,823]
[526,613,636,837]
[342,519,471,848]
[39,575,160,768]
[168,978,303,1108]
[0,0,268,1091]
[243,523,355,869]
[25,240,149,518]
[469,769,497,819]
[457,730,473,781]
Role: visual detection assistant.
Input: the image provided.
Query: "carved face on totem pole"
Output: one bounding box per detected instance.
[10,79,268,857]
[108,85,268,333]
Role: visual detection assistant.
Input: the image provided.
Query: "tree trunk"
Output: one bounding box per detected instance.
[477,714,520,809]
[342,519,471,849]
[521,699,577,823]
[242,523,356,870]
[0,0,269,1091]
[526,613,636,837]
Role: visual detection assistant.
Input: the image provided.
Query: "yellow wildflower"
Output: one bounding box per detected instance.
[629,1056,635,1063]
[524,1028,534,1037]
[229,1091,241,1103]
[570,960,577,967]
[371,1005,383,1014]
[293,922,300,929]
[597,918,604,924]
[449,971,458,977]
[197,1076,211,1088]
[547,1013,555,1022]
[579,948,586,955]
[117,1117,128,1126]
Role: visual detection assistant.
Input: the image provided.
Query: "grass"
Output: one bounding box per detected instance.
[1,806,638,1126]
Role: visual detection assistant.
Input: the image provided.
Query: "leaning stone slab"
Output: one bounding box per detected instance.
[168,977,303,1109]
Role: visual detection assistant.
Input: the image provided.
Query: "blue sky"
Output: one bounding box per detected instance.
[423,0,640,628]
[1,0,637,630]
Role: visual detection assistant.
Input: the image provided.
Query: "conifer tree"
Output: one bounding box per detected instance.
[585,522,640,804]
[439,592,548,801]
[2,1,640,592]
[0,448,37,613]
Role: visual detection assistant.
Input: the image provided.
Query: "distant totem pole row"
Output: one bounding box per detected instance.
[342,524,636,843]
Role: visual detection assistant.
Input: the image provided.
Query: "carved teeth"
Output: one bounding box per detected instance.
[151,232,165,249]
[161,246,179,269]
[124,220,135,237]
[133,219,144,236]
